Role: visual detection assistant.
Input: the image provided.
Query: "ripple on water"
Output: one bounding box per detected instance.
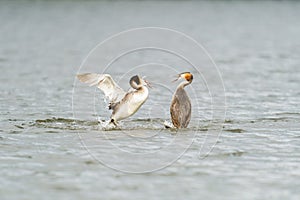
[11,117,217,134]
[223,128,245,133]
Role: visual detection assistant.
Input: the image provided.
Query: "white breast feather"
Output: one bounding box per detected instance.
[112,87,149,121]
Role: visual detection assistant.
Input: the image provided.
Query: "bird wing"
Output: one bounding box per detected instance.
[170,88,191,128]
[182,98,191,128]
[77,73,126,103]
[170,95,181,128]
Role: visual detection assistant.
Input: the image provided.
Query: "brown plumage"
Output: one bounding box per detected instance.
[170,72,193,128]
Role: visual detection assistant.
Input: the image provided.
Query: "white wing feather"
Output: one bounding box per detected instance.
[77,73,126,103]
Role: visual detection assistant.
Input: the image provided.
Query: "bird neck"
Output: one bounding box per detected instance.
[137,85,148,92]
[134,86,149,99]
[131,84,148,92]
[130,82,140,90]
[177,81,191,89]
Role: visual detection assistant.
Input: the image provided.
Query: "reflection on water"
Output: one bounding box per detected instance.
[1,0,300,199]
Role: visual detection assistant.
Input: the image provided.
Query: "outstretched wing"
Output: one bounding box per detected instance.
[77,73,126,103]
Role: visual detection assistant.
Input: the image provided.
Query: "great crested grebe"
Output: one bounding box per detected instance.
[168,72,193,129]
[77,73,151,127]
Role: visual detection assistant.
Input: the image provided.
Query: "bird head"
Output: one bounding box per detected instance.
[173,72,193,83]
[130,75,152,89]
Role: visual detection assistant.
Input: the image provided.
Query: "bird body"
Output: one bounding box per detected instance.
[77,73,150,126]
[111,86,149,121]
[170,72,193,129]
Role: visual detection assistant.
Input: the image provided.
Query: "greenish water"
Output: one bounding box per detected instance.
[1,0,300,200]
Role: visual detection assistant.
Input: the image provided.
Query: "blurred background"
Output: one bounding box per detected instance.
[1,0,299,200]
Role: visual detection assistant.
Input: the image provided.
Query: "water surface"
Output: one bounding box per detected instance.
[1,0,300,199]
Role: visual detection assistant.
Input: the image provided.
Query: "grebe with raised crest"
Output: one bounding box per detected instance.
[165,72,193,129]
